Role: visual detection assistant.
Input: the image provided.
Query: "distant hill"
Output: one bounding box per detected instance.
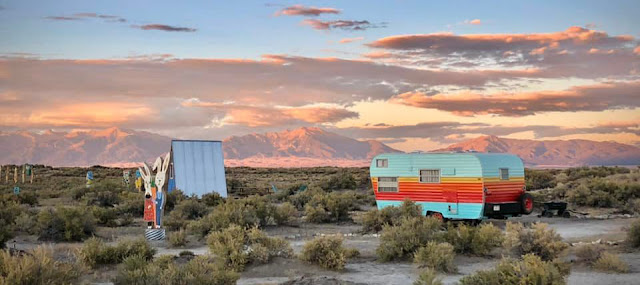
[0,127,171,167]
[0,127,399,167]
[222,127,400,167]
[441,135,640,167]
[2,128,638,167]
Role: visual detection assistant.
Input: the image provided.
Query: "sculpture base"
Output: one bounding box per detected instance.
[145,228,166,241]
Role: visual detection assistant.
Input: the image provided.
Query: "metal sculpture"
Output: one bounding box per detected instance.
[123,170,131,188]
[86,171,94,188]
[134,169,142,192]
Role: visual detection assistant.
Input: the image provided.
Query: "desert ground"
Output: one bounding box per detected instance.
[2,166,639,284]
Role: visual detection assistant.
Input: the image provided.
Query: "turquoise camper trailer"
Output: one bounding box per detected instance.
[370,152,533,221]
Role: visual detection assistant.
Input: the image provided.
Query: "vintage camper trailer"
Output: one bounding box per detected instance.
[370,152,532,221]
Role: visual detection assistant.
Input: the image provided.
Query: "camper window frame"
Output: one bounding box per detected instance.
[500,168,509,180]
[376,159,388,168]
[377,177,398,192]
[419,169,441,183]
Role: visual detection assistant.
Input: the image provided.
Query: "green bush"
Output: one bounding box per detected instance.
[17,191,39,206]
[79,237,156,268]
[627,219,640,248]
[459,254,569,285]
[442,223,503,256]
[413,241,456,273]
[274,202,298,225]
[117,191,144,217]
[303,191,358,223]
[165,190,187,212]
[92,206,119,227]
[201,192,225,207]
[525,169,557,190]
[414,268,443,285]
[0,201,23,248]
[0,247,83,284]
[361,200,422,233]
[168,229,188,248]
[377,216,442,261]
[37,206,96,242]
[170,199,209,220]
[504,222,568,261]
[114,255,239,285]
[206,225,292,271]
[321,172,357,191]
[299,236,349,270]
[593,252,629,273]
[14,211,38,234]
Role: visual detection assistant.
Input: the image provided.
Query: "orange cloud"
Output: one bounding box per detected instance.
[275,5,340,16]
[467,19,482,25]
[339,37,364,44]
[391,81,640,116]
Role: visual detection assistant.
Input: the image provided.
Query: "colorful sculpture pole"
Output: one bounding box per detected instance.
[123,170,131,188]
[139,152,171,240]
[86,171,94,188]
[4,166,8,183]
[21,165,25,183]
[13,167,18,183]
[134,169,142,192]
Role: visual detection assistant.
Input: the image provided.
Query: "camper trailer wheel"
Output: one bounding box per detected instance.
[520,193,534,215]
[428,212,445,222]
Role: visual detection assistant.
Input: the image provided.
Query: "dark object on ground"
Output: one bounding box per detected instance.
[539,202,570,218]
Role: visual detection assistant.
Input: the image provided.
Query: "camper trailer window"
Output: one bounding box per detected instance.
[378,177,398,192]
[376,159,388,168]
[500,168,509,180]
[419,169,440,183]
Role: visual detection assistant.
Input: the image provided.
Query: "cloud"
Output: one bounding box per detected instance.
[302,19,385,31]
[367,26,639,79]
[182,99,357,127]
[465,19,482,25]
[44,13,127,22]
[134,24,196,32]
[276,5,340,16]
[339,37,364,44]
[391,81,640,116]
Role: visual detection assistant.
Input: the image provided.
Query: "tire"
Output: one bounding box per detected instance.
[520,193,534,215]
[428,212,445,222]
[542,210,554,218]
[561,211,571,218]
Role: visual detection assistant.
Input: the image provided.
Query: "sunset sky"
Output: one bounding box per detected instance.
[1,0,639,151]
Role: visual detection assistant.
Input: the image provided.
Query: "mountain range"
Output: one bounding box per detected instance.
[0,127,638,167]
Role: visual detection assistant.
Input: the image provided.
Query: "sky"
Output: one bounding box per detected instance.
[1,0,639,151]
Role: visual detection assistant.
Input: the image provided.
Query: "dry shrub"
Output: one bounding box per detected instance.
[413,268,443,285]
[504,222,568,261]
[92,206,119,227]
[413,241,456,273]
[593,252,629,273]
[114,254,238,285]
[274,202,298,225]
[627,219,640,248]
[79,237,156,268]
[0,246,83,284]
[304,191,358,223]
[206,225,292,272]
[574,244,605,264]
[168,229,188,248]
[37,206,96,242]
[0,201,23,248]
[299,236,349,270]
[442,223,503,256]
[459,254,569,285]
[360,199,421,233]
[376,216,442,261]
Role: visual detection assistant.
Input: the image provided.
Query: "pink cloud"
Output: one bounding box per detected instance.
[391,81,640,116]
[275,5,340,16]
[339,37,364,44]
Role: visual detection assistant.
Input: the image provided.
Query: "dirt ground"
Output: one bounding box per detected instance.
[11,212,639,285]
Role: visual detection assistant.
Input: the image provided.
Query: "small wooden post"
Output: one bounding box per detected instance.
[22,165,25,183]
[13,167,18,183]
[30,168,34,183]
[4,166,8,183]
